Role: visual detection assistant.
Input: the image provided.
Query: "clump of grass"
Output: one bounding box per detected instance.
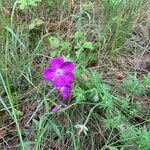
[98,0,140,55]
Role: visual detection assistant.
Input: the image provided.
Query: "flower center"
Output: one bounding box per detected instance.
[55,69,63,76]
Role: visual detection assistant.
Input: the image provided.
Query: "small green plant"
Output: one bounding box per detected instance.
[103,110,125,129]
[74,31,97,65]
[120,75,147,96]
[48,33,96,65]
[18,0,42,10]
[138,128,150,150]
[49,36,60,49]
[48,36,71,57]
[143,73,150,87]
[120,125,139,144]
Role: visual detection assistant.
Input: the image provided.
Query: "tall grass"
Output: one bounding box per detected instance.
[0,27,25,149]
[99,0,139,55]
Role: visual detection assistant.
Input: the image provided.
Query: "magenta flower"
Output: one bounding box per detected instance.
[43,56,75,87]
[43,56,75,100]
[52,101,66,112]
[60,84,72,99]
[52,105,61,112]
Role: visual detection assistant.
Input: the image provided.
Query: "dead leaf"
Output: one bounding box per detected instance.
[0,128,7,139]
[1,7,10,16]
[135,53,150,72]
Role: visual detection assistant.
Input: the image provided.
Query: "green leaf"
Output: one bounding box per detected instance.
[110,0,121,6]
[107,146,119,150]
[50,51,57,57]
[74,31,84,40]
[18,0,27,10]
[61,41,71,51]
[14,108,23,116]
[75,42,83,51]
[29,18,44,30]
[18,0,41,10]
[33,118,39,127]
[51,122,61,137]
[82,42,94,49]
[49,37,60,48]
[0,96,13,119]
[138,128,150,150]
[143,73,150,85]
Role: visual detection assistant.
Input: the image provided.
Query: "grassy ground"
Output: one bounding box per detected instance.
[0,0,150,149]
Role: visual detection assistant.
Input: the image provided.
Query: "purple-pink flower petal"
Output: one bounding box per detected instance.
[43,56,75,100]
[63,72,75,83]
[60,101,66,107]
[52,105,61,112]
[43,68,55,80]
[61,62,75,72]
[49,56,64,69]
[60,84,72,99]
[53,72,74,87]
[51,101,66,112]
[53,76,66,87]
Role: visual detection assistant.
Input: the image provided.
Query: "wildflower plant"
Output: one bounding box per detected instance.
[43,56,75,111]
